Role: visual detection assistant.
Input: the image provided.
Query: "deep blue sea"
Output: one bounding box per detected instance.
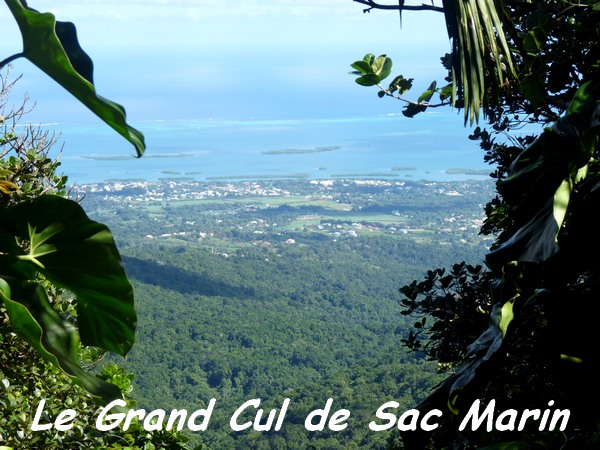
[29,112,493,185]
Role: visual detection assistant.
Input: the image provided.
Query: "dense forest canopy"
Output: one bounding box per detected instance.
[82,177,491,449]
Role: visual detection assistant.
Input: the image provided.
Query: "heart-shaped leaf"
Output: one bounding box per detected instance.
[0,195,136,356]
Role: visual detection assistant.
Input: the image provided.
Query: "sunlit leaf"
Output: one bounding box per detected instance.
[417,81,437,103]
[439,84,453,101]
[371,54,392,80]
[4,0,145,156]
[417,91,435,103]
[362,53,375,66]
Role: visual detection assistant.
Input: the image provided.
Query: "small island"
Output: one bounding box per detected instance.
[446,168,490,176]
[261,146,340,155]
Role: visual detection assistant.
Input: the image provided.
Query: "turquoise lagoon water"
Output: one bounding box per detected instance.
[8,42,496,185]
[39,112,492,185]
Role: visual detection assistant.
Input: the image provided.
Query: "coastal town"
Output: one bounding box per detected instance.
[80,177,495,252]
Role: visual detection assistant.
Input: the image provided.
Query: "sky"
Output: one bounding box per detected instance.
[1,1,449,47]
[1,1,455,125]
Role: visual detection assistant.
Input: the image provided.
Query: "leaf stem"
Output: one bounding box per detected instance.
[0,52,25,70]
[16,254,46,270]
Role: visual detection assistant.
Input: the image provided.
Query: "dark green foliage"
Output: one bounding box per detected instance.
[0,300,192,449]
[354,1,600,448]
[359,2,600,449]
[0,126,136,402]
[400,262,493,367]
[0,95,195,448]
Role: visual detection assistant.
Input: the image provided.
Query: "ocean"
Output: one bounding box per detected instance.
[26,112,492,185]
[8,44,497,185]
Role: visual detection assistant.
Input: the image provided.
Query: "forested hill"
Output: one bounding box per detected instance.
[81,178,494,449]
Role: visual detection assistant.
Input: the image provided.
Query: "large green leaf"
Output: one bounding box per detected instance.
[487,81,600,270]
[0,277,122,404]
[4,0,145,157]
[0,195,136,356]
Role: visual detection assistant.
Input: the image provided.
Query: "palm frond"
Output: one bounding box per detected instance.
[444,0,517,125]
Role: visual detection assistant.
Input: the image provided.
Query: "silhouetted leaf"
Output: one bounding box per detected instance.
[402,103,427,118]
[388,75,413,95]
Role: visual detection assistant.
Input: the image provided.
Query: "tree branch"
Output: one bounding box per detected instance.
[377,83,451,108]
[353,0,444,14]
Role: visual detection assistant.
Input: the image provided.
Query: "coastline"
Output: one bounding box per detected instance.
[69,169,491,185]
[76,176,495,205]
[46,114,490,186]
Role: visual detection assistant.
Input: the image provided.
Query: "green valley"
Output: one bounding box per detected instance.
[80,177,494,449]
